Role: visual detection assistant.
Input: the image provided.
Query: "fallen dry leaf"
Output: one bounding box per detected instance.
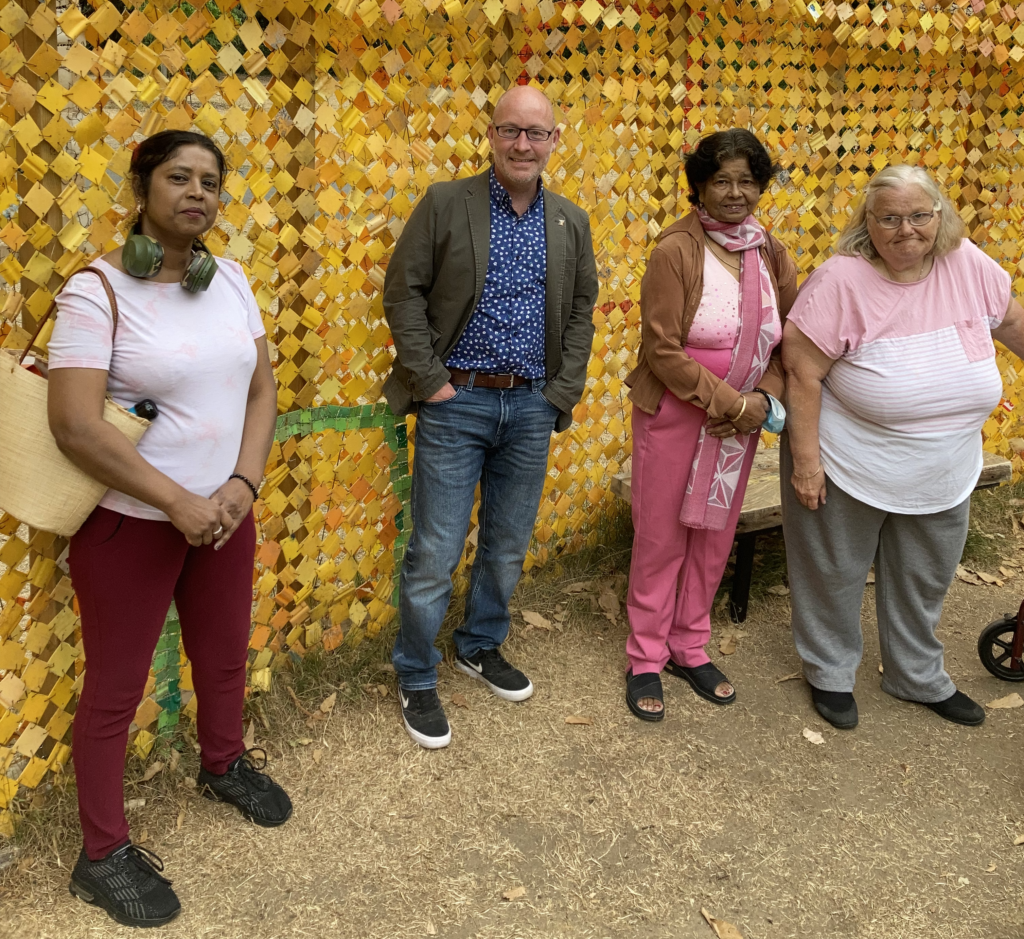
[426,923,437,936]
[502,886,526,901]
[766,584,790,596]
[565,715,593,725]
[168,749,181,773]
[125,798,146,810]
[140,761,164,783]
[289,737,314,747]
[802,728,825,745]
[719,635,737,655]
[563,581,592,594]
[175,810,185,831]
[987,693,1024,710]
[701,907,744,939]
[956,564,985,586]
[137,829,148,845]
[451,693,470,708]
[312,749,323,765]
[319,692,337,713]
[1000,566,1017,580]
[775,671,802,683]
[377,684,389,697]
[1014,834,1024,846]
[977,571,1005,586]
[986,863,997,872]
[521,610,552,630]
[878,663,884,674]
[865,570,875,584]
[242,721,256,751]
[598,587,620,621]
[16,856,34,874]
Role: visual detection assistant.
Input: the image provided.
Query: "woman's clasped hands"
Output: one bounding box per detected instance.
[166,475,254,549]
[706,391,768,439]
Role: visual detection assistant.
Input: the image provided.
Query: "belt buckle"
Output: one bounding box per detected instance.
[506,373,515,388]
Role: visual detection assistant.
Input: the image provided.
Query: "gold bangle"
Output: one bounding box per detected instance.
[730,395,747,423]
[793,465,823,480]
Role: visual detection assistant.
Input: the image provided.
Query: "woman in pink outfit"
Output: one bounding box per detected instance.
[623,131,797,720]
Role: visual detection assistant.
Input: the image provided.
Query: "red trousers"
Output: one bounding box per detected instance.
[69,507,256,859]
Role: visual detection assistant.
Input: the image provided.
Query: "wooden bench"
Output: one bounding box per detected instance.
[611,448,1013,623]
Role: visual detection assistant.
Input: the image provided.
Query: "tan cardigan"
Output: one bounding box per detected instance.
[625,210,798,419]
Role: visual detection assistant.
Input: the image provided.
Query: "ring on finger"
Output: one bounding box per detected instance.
[213,526,224,537]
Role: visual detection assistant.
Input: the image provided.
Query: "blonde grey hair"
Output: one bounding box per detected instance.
[835,165,965,260]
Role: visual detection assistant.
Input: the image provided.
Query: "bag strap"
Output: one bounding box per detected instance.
[20,266,120,365]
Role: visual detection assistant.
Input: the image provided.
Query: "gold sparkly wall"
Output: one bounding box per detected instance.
[3,0,1024,832]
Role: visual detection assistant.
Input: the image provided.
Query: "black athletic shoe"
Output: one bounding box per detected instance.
[811,686,859,730]
[69,842,180,928]
[455,647,534,702]
[924,689,985,726]
[197,748,292,826]
[399,687,451,749]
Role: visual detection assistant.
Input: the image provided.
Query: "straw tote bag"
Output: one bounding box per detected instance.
[0,267,150,536]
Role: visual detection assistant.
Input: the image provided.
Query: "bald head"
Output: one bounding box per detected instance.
[487,85,561,205]
[492,85,555,126]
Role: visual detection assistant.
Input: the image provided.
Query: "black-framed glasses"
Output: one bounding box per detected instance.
[870,211,935,229]
[493,124,555,141]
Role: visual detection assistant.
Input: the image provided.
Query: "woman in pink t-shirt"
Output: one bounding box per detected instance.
[783,165,1024,732]
[46,131,290,926]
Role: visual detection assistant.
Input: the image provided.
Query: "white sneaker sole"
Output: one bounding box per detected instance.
[401,714,451,749]
[455,660,534,702]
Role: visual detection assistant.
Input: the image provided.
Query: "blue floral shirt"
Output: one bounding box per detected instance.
[445,171,547,378]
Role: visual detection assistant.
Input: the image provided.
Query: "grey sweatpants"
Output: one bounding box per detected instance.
[780,437,967,703]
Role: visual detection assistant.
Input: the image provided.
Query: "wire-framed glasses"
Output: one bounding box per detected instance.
[493,124,555,141]
[870,211,936,229]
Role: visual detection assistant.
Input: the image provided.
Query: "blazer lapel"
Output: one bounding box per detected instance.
[465,171,491,312]
[543,189,566,331]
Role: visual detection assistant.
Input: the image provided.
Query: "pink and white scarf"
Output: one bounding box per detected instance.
[679,208,778,531]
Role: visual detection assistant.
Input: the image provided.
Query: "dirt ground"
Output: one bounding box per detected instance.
[4,530,1024,939]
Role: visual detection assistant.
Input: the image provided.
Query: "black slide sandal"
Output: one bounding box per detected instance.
[626,669,665,722]
[664,660,736,705]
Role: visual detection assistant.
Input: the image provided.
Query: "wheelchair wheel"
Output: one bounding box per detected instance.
[978,616,1024,681]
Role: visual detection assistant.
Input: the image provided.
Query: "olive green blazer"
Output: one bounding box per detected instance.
[381,168,599,432]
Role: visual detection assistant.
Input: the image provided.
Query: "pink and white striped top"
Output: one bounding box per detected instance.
[787,241,1010,513]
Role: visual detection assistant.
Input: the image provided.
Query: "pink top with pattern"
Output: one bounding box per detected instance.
[687,248,781,350]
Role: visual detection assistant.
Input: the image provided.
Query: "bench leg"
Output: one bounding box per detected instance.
[729,533,756,624]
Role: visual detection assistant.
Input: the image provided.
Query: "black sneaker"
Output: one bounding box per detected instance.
[69,842,180,928]
[811,686,859,730]
[197,748,292,826]
[455,648,534,702]
[399,687,451,749]
[924,689,985,726]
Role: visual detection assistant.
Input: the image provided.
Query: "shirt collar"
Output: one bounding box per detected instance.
[489,168,543,214]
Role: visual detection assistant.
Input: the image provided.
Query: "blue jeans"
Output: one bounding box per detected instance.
[393,378,559,690]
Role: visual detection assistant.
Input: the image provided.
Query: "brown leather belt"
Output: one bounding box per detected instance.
[447,367,528,389]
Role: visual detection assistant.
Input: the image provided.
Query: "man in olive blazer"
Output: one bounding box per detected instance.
[382,85,598,749]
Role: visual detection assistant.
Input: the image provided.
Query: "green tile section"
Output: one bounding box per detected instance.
[153,603,182,738]
[275,403,410,607]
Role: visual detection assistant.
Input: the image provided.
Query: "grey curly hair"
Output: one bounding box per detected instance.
[835,165,965,260]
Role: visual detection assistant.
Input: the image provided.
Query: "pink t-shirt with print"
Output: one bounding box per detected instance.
[786,240,1010,513]
[48,257,266,521]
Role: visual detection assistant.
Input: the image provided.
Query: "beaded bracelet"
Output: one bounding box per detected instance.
[230,473,260,502]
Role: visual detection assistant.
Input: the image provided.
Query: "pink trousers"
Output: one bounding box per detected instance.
[626,361,758,675]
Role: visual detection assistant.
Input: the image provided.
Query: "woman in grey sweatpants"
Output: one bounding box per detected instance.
[781,165,1024,730]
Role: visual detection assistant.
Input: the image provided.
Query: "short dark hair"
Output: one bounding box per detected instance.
[130,130,226,203]
[683,130,779,206]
